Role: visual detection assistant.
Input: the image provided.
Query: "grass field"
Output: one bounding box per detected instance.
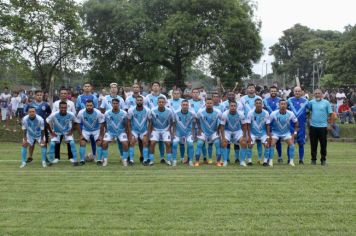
[0,142,355,235]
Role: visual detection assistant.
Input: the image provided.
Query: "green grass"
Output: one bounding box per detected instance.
[0,142,355,235]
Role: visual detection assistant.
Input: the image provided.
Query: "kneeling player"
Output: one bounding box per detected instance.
[101,98,129,166]
[220,101,247,167]
[269,100,299,166]
[172,100,196,166]
[246,99,271,166]
[76,100,105,165]
[46,102,78,166]
[20,106,47,168]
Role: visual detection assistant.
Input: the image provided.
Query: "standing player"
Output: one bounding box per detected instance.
[76,100,105,165]
[220,101,247,167]
[287,87,308,164]
[269,100,299,166]
[20,107,47,168]
[172,100,196,166]
[127,96,150,165]
[263,86,283,163]
[246,99,271,166]
[195,98,222,166]
[46,102,78,166]
[125,83,142,110]
[147,97,174,166]
[101,99,129,166]
[168,89,184,112]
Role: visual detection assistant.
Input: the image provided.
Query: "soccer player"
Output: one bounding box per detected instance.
[127,96,150,165]
[269,100,299,166]
[168,89,184,112]
[46,102,78,166]
[76,100,105,165]
[101,98,129,166]
[20,106,47,168]
[125,83,142,110]
[287,86,308,164]
[246,99,271,166]
[147,97,174,166]
[220,101,247,167]
[195,98,222,166]
[172,100,196,166]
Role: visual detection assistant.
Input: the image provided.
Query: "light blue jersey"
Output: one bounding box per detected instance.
[239,95,262,116]
[76,108,105,132]
[168,98,184,112]
[220,110,245,132]
[22,115,45,138]
[213,103,225,113]
[127,106,150,134]
[144,93,167,109]
[307,99,332,128]
[188,99,205,113]
[174,110,196,137]
[269,110,297,136]
[100,95,126,111]
[246,109,270,136]
[125,94,141,110]
[46,112,76,135]
[104,110,127,136]
[196,108,221,136]
[76,94,98,110]
[288,97,308,126]
[263,96,281,114]
[149,107,174,131]
[221,100,234,112]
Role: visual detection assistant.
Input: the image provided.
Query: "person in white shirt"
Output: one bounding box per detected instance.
[336,89,346,113]
[0,87,12,130]
[10,91,21,132]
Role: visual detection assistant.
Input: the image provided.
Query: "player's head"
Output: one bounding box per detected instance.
[109,82,119,95]
[34,90,43,102]
[27,106,36,118]
[83,82,92,93]
[314,89,323,101]
[294,86,303,98]
[212,92,220,104]
[173,88,182,99]
[3,87,9,93]
[279,99,287,110]
[255,98,263,111]
[135,95,144,107]
[59,88,68,101]
[132,83,140,94]
[59,101,67,114]
[227,91,235,102]
[269,85,278,98]
[191,88,200,99]
[112,98,120,111]
[158,96,166,108]
[247,83,256,95]
[85,100,94,112]
[181,99,189,112]
[229,100,237,113]
[151,82,161,93]
[205,97,213,109]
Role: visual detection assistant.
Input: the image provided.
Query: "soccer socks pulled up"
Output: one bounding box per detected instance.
[256,141,263,160]
[234,144,240,161]
[21,146,27,163]
[214,139,221,162]
[179,143,185,160]
[240,148,247,162]
[80,146,86,162]
[263,147,270,163]
[96,146,102,161]
[102,149,108,159]
[247,147,253,162]
[222,148,228,162]
[269,147,275,159]
[299,144,304,161]
[187,142,194,161]
[41,146,47,162]
[122,151,128,161]
[143,147,149,162]
[195,139,204,161]
[129,147,135,162]
[149,153,155,162]
[288,144,295,161]
[172,142,178,160]
[159,141,165,159]
[69,140,78,161]
[167,153,172,161]
[49,142,56,161]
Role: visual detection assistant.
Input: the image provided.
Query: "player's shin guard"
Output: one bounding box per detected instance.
[172,141,178,160]
[149,153,154,161]
[288,144,295,161]
[179,143,185,160]
[234,144,240,161]
[21,146,27,163]
[167,153,172,161]
[256,141,262,160]
[208,143,213,159]
[41,146,47,162]
[214,139,221,162]
[240,148,247,162]
[263,147,269,163]
[129,147,135,162]
[202,143,207,159]
[80,146,86,162]
[195,139,204,161]
[69,140,77,161]
[269,147,275,159]
[143,147,149,162]
[123,151,128,161]
[222,148,228,162]
[102,149,108,160]
[96,146,102,161]
[159,141,165,159]
[49,141,56,161]
[299,144,304,161]
[187,142,194,161]
[247,147,253,162]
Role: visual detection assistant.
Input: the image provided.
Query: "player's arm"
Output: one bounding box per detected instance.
[99,123,105,141]
[126,118,132,139]
[46,122,56,138]
[293,120,299,139]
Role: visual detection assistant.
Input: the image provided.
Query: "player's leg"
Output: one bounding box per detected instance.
[269,137,279,167]
[129,134,137,164]
[119,133,129,166]
[187,136,194,166]
[159,141,165,163]
[172,137,179,164]
[256,140,263,163]
[179,143,185,162]
[89,135,96,158]
[286,137,295,166]
[194,139,205,166]
[239,136,248,167]
[165,140,173,166]
[234,144,240,164]
[138,138,144,163]
[20,140,29,168]
[149,140,156,165]
[79,138,87,165]
[101,140,109,166]
[221,136,229,166]
[141,134,149,164]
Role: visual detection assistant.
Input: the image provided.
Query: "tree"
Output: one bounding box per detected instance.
[83,0,262,88]
[5,0,86,92]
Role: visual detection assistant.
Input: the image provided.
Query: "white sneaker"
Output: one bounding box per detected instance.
[103,158,108,167]
[20,162,26,168]
[42,161,47,168]
[289,160,295,166]
[51,158,59,164]
[122,159,128,167]
[69,158,75,163]
[166,160,172,166]
[149,160,154,166]
[240,161,247,167]
[223,161,228,167]
[269,159,273,167]
[172,160,177,166]
[189,161,193,166]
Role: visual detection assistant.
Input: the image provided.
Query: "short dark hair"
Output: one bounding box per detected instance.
[247,83,255,88]
[27,106,35,110]
[279,99,287,103]
[255,98,263,103]
[270,85,278,90]
[152,81,160,87]
[59,101,67,106]
[85,100,93,104]
[229,100,237,105]
[181,99,189,103]
[83,82,92,86]
[158,96,165,101]
[112,98,120,103]
[35,90,43,94]
[136,95,144,100]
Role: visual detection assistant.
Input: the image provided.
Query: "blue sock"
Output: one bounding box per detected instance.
[208,143,213,159]
[240,148,247,162]
[159,141,165,159]
[172,142,178,160]
[69,140,77,161]
[202,143,207,159]
[102,149,108,159]
[288,145,295,161]
[149,153,154,161]
[223,148,228,162]
[21,146,27,163]
[270,147,275,159]
[123,151,128,161]
[90,136,96,156]
[143,147,149,161]
[247,148,253,160]
[299,144,304,161]
[96,146,102,161]
[179,143,185,160]
[234,144,239,161]
[80,146,86,161]
[187,142,194,161]
[256,141,262,160]
[214,139,221,161]
[287,145,290,161]
[276,140,282,158]
[195,139,204,160]
[49,142,56,161]
[168,153,172,161]
[129,147,135,162]
[264,147,269,162]
[41,146,47,162]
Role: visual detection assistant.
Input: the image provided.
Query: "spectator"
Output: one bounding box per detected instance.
[0,87,11,130]
[10,91,21,132]
[351,103,356,122]
[338,100,354,124]
[329,112,340,138]
[183,82,193,99]
[335,88,346,113]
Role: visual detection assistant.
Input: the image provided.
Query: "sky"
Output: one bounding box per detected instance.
[252,0,356,75]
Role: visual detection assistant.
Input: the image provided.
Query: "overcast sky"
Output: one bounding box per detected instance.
[252,0,356,75]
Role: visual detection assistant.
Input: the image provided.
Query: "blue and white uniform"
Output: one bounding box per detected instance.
[149,107,174,142]
[288,97,308,144]
[173,109,196,144]
[196,108,221,143]
[213,103,225,113]
[125,94,142,110]
[269,110,298,140]
[263,96,281,114]
[22,115,45,145]
[46,112,76,142]
[76,94,98,110]
[168,98,184,112]
[127,106,150,140]
[144,93,167,109]
[239,95,262,117]
[101,95,127,111]
[76,108,105,141]
[220,110,245,144]
[188,99,205,114]
[246,109,270,144]
[103,109,128,142]
[25,101,51,120]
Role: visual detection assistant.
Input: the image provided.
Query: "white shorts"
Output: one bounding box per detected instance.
[26,135,45,146]
[224,130,243,144]
[251,134,268,144]
[1,108,9,121]
[150,130,171,142]
[272,133,292,141]
[82,130,100,142]
[197,132,219,144]
[51,133,74,143]
[103,132,128,142]
[131,131,148,140]
[173,134,194,144]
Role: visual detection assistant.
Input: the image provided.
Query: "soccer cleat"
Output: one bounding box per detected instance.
[122,159,128,167]
[247,162,253,166]
[277,158,283,164]
[142,160,149,166]
[240,161,247,167]
[103,159,108,167]
[51,158,59,164]
[268,159,273,167]
[79,161,85,166]
[148,160,154,166]
[69,158,75,163]
[289,160,295,166]
[299,160,304,165]
[160,159,166,164]
[128,160,134,166]
[96,160,103,166]
[234,159,240,165]
[183,159,189,164]
[20,162,27,168]
[188,161,193,167]
[26,157,33,163]
[216,161,222,167]
[42,161,47,168]
[311,160,317,165]
[321,160,327,166]
[172,160,177,167]
[72,162,79,167]
[194,162,200,167]
[166,160,172,166]
[223,161,228,167]
[263,162,269,166]
[207,159,213,164]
